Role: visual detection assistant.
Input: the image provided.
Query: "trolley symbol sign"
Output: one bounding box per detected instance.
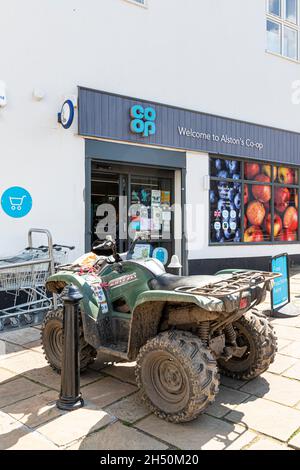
[1,187,32,218]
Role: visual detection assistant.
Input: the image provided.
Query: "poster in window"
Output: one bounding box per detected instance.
[274,166,297,185]
[161,191,171,206]
[210,158,241,180]
[274,187,298,241]
[151,190,161,206]
[244,181,270,242]
[210,180,242,243]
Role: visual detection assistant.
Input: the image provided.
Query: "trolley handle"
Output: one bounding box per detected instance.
[53,244,75,251]
[37,244,75,251]
[25,246,48,252]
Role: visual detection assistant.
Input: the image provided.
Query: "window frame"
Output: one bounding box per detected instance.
[266,0,300,62]
[209,155,300,246]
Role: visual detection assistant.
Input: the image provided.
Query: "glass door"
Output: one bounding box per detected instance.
[90,161,175,266]
[128,173,174,267]
[91,164,128,253]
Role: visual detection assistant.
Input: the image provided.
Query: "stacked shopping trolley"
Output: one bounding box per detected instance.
[0,229,74,332]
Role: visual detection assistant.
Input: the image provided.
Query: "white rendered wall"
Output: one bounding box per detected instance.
[1,0,300,258]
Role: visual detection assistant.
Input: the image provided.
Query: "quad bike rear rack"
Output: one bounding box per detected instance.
[175,271,281,299]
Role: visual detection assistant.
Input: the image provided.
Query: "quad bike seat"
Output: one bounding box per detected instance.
[149,273,229,291]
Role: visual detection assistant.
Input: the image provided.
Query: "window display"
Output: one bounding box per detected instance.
[210,156,299,244]
[244,183,271,242]
[210,180,242,243]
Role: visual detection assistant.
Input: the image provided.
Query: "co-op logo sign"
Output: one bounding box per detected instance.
[130,105,156,137]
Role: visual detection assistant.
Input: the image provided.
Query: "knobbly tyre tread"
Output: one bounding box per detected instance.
[41,308,97,373]
[218,310,278,380]
[135,330,220,423]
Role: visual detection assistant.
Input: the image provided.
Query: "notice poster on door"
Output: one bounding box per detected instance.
[151,190,161,206]
[152,206,162,231]
[161,191,171,206]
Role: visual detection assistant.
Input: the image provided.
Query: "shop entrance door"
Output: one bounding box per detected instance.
[91,164,127,253]
[90,161,175,267]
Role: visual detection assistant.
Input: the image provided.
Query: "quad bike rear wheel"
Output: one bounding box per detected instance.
[218,311,277,380]
[136,330,219,423]
[41,309,97,373]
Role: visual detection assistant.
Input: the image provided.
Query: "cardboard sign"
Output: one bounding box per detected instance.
[270,253,290,311]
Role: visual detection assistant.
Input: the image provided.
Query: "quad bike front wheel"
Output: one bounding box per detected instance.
[41,309,97,373]
[218,311,277,381]
[136,330,219,423]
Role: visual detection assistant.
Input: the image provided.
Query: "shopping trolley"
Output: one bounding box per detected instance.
[9,195,26,211]
[0,229,74,331]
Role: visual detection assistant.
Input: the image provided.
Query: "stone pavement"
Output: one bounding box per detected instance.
[1,269,300,450]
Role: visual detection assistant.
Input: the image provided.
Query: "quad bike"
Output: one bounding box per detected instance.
[42,238,279,423]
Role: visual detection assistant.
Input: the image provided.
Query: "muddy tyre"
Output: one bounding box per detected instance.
[218,311,277,381]
[136,330,219,423]
[41,309,97,373]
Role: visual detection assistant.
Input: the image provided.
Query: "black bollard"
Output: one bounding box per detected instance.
[56,285,84,411]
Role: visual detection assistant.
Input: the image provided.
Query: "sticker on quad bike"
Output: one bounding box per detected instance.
[81,274,109,315]
[108,273,137,289]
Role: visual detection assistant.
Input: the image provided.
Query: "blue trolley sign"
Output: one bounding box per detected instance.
[1,186,32,218]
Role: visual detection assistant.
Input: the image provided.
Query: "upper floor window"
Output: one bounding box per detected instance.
[123,0,147,7]
[266,0,299,61]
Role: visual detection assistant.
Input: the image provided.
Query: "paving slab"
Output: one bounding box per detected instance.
[0,377,47,408]
[0,367,16,384]
[23,340,43,354]
[277,338,293,351]
[0,328,41,345]
[240,371,300,406]
[0,340,24,360]
[24,365,102,391]
[220,375,247,390]
[102,361,137,385]
[0,349,48,374]
[225,430,257,450]
[37,404,114,446]
[273,325,300,341]
[0,417,58,450]
[289,430,300,450]
[247,437,291,450]
[270,314,300,330]
[0,409,17,428]
[68,421,167,450]
[3,390,64,428]
[282,361,300,380]
[280,341,300,359]
[205,386,250,418]
[105,391,150,423]
[136,414,255,450]
[268,354,298,374]
[226,397,300,441]
[82,376,137,408]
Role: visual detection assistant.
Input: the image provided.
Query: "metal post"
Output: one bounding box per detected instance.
[56,285,84,411]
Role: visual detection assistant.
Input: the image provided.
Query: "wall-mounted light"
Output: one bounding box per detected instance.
[0,81,7,107]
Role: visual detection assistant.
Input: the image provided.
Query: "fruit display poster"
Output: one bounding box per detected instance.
[244,162,298,242]
[210,157,299,243]
[210,158,242,243]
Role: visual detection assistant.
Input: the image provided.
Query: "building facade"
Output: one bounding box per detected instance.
[1,0,300,273]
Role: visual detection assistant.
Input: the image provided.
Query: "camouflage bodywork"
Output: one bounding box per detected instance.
[46,258,246,360]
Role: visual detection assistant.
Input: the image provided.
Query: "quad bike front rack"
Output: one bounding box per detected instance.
[175,271,281,299]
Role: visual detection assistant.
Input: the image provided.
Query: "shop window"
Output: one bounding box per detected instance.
[266,0,299,61]
[209,157,299,244]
